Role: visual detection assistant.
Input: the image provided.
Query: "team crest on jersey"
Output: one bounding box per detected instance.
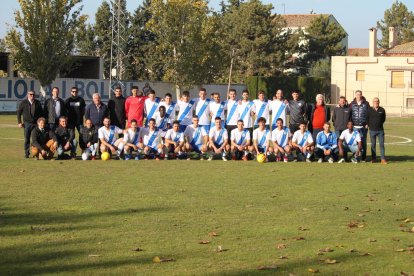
[298,103,302,106]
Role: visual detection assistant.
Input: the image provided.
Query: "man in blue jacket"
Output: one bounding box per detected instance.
[350,90,370,162]
[315,122,338,163]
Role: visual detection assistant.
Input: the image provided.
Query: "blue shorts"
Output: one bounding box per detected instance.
[213,142,223,149]
[190,141,203,153]
[179,124,189,133]
[257,146,265,153]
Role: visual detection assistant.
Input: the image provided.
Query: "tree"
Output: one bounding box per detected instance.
[147,0,223,97]
[221,0,290,83]
[6,0,86,97]
[294,15,346,75]
[0,38,6,52]
[377,0,414,48]
[94,1,113,79]
[75,22,98,56]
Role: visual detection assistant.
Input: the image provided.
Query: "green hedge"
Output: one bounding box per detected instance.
[245,76,330,103]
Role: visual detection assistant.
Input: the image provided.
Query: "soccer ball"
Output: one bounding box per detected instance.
[257,153,266,163]
[101,152,110,161]
[81,152,89,161]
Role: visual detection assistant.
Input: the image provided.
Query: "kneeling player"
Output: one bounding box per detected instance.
[291,122,314,162]
[80,119,98,160]
[250,117,272,160]
[230,120,251,161]
[272,118,291,162]
[208,117,230,161]
[338,121,362,163]
[315,122,338,163]
[123,119,141,160]
[184,115,208,159]
[99,117,124,159]
[138,118,164,159]
[165,120,185,159]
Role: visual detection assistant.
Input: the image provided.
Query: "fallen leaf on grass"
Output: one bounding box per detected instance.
[215,246,228,252]
[152,256,175,263]
[277,244,287,249]
[132,247,144,252]
[349,249,358,253]
[369,238,377,242]
[19,169,25,173]
[335,245,345,248]
[360,252,372,256]
[293,237,305,241]
[298,226,309,231]
[396,249,406,252]
[279,255,288,259]
[257,265,278,270]
[208,232,219,237]
[308,268,320,273]
[400,272,414,276]
[404,218,411,223]
[30,226,48,232]
[318,247,334,253]
[88,254,100,257]
[320,258,338,264]
[199,240,210,244]
[348,221,360,228]
[391,237,401,242]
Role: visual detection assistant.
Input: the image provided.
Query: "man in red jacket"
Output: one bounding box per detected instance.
[125,86,148,127]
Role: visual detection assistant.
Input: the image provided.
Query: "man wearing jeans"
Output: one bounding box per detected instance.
[367,97,387,164]
[350,90,370,162]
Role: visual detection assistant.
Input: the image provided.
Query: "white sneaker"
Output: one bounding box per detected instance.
[318,158,323,163]
[328,157,334,163]
[222,156,228,161]
[338,158,345,163]
[208,156,213,161]
[306,158,311,163]
[351,157,358,163]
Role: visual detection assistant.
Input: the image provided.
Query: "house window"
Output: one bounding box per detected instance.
[391,71,404,88]
[356,70,365,81]
[407,98,414,108]
[412,72,414,88]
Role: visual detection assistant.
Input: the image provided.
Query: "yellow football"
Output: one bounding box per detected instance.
[101,151,110,161]
[257,153,266,163]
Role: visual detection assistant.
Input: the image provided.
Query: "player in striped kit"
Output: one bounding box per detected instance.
[271,118,292,162]
[208,117,230,161]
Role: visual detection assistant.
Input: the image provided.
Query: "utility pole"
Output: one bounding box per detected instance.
[109,0,128,99]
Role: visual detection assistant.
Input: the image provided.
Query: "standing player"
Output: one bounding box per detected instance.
[291,122,314,162]
[225,89,239,143]
[144,90,160,126]
[230,120,251,161]
[195,88,211,133]
[208,117,229,161]
[253,90,269,129]
[159,93,176,128]
[122,119,141,160]
[125,86,147,127]
[238,90,255,138]
[251,117,272,159]
[177,91,196,132]
[164,121,185,159]
[315,122,338,163]
[272,118,292,162]
[154,105,169,138]
[269,89,288,129]
[209,92,226,129]
[184,115,208,159]
[338,121,361,163]
[287,90,307,134]
[98,117,124,159]
[138,118,164,160]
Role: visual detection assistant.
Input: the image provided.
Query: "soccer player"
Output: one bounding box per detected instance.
[230,120,251,161]
[122,119,141,160]
[209,92,226,129]
[237,90,255,138]
[315,122,338,163]
[291,122,314,162]
[79,119,99,160]
[30,117,56,160]
[65,86,86,135]
[208,117,230,161]
[177,91,196,132]
[253,90,269,129]
[125,86,147,127]
[159,93,176,128]
[107,86,126,129]
[338,121,362,163]
[44,87,66,131]
[154,105,169,138]
[164,121,185,159]
[272,118,292,162]
[225,89,239,143]
[269,89,288,129]
[367,97,387,164]
[54,116,77,159]
[287,90,307,134]
[350,90,370,161]
[184,115,208,159]
[98,117,124,159]
[195,88,211,133]
[250,117,272,159]
[144,90,160,126]
[138,118,164,160]
[85,93,109,128]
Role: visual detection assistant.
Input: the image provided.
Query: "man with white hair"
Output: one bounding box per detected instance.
[308,93,330,142]
[85,93,109,128]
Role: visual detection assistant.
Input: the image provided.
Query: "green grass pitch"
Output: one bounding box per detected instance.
[0,115,414,275]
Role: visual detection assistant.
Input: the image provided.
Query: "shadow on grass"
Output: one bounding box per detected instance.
[385,155,414,162]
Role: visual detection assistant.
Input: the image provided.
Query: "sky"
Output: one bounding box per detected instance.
[1,0,413,48]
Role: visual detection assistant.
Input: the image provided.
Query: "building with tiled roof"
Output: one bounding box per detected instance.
[331,27,414,115]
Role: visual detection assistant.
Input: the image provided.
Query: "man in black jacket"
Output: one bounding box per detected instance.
[350,90,370,161]
[287,90,307,133]
[65,87,85,135]
[367,97,387,164]
[30,117,56,159]
[332,96,351,138]
[44,87,66,131]
[85,93,109,128]
[79,119,99,160]
[17,90,43,158]
[54,116,77,159]
[108,87,126,129]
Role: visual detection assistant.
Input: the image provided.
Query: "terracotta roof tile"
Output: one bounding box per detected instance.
[281,14,330,28]
[383,41,414,55]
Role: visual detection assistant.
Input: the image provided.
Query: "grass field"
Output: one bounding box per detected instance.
[1,115,414,275]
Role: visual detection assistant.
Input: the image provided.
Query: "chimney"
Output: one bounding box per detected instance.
[389,26,397,48]
[369,28,377,57]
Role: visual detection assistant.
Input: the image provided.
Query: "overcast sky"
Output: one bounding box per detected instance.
[1,0,413,48]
